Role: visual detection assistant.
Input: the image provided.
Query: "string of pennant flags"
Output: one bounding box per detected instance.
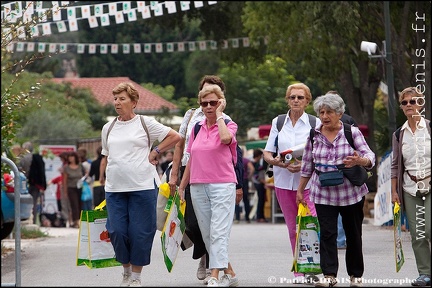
[6,36,268,54]
[2,1,218,37]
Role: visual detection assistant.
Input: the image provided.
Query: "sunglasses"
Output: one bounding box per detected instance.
[289,95,305,100]
[400,99,416,106]
[200,100,218,107]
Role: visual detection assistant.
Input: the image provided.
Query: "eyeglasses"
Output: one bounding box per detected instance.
[200,100,218,107]
[288,95,305,100]
[400,99,416,106]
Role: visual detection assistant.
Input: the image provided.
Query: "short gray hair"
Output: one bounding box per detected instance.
[22,141,33,152]
[313,93,345,115]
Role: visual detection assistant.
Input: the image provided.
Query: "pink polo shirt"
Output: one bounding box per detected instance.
[186,119,238,185]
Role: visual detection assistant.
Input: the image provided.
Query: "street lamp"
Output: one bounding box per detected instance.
[360,2,396,144]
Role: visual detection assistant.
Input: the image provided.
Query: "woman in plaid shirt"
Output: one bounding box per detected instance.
[296,93,375,287]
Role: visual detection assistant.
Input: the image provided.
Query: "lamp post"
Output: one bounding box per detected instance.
[360,2,396,144]
[384,1,396,143]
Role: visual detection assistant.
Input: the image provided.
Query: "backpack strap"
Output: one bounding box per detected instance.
[106,115,150,147]
[310,123,355,149]
[274,114,286,154]
[139,115,151,148]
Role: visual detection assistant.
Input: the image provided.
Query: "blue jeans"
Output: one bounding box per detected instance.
[337,214,346,247]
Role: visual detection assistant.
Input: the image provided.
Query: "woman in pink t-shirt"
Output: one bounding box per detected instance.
[178,84,239,287]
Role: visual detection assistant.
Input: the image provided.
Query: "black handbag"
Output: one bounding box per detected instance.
[337,164,369,186]
[315,169,344,187]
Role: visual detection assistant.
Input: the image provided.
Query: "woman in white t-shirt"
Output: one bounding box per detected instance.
[99,82,180,287]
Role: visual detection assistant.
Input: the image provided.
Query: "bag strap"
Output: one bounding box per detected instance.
[275,114,316,154]
[194,119,236,165]
[106,115,150,147]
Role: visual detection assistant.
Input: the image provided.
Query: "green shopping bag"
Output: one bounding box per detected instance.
[76,200,121,269]
[160,190,186,272]
[291,203,322,274]
[393,202,405,272]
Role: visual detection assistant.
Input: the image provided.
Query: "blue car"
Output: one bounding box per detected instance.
[1,172,33,240]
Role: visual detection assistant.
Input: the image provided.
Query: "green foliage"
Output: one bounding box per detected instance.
[141,83,176,102]
[219,55,300,139]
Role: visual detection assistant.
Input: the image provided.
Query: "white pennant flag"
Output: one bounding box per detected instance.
[232,38,239,48]
[23,12,32,23]
[180,1,190,11]
[153,3,164,16]
[27,42,35,52]
[89,44,96,54]
[57,21,67,32]
[101,14,110,26]
[2,28,11,41]
[77,44,85,54]
[222,40,228,49]
[109,3,117,15]
[69,18,78,31]
[16,42,25,52]
[188,42,196,51]
[26,1,34,14]
[127,10,137,22]
[6,43,14,52]
[42,23,52,35]
[144,43,151,53]
[199,41,207,50]
[15,1,22,17]
[17,27,26,39]
[134,44,141,53]
[194,1,204,8]
[67,7,76,19]
[177,42,185,52]
[38,43,46,52]
[88,16,98,28]
[111,44,118,54]
[94,4,103,16]
[59,43,67,53]
[49,43,57,53]
[30,26,39,37]
[81,5,91,19]
[123,44,130,54]
[39,10,47,22]
[141,6,151,19]
[210,40,217,50]
[123,2,131,13]
[35,1,43,11]
[165,2,177,14]
[150,1,159,10]
[166,43,174,52]
[208,1,217,5]
[100,44,108,54]
[242,37,250,47]
[137,1,146,12]
[156,43,163,53]
[115,11,125,24]
[52,2,61,21]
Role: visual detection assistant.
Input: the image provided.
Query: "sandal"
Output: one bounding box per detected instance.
[412,275,431,287]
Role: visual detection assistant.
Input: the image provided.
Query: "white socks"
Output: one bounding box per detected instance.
[131,271,141,281]
[124,266,132,275]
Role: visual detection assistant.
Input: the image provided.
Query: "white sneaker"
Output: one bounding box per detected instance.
[203,270,212,284]
[207,277,219,287]
[129,278,141,287]
[197,257,207,280]
[350,276,363,287]
[120,273,131,286]
[219,274,239,287]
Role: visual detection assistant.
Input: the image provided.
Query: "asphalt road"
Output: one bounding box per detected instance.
[1,219,419,287]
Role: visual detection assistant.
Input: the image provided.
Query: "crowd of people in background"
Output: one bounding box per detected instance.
[4,79,429,288]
